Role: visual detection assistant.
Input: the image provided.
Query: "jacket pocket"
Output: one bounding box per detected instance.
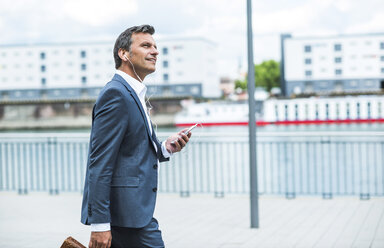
[111,176,139,187]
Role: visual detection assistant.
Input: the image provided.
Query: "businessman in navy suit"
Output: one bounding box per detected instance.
[81,25,191,248]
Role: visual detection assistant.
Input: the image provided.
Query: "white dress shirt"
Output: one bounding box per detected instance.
[91,70,171,232]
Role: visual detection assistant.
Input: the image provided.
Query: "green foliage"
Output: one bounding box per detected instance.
[235,60,280,91]
[235,79,247,90]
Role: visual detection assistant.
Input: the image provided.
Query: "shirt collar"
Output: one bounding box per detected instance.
[116,69,147,98]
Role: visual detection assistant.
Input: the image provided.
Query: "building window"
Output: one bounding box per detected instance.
[356,103,360,119]
[81,64,87,71]
[334,44,342,51]
[163,60,168,68]
[304,58,312,64]
[81,50,86,58]
[381,42,384,49]
[325,103,329,120]
[346,103,350,119]
[81,76,87,84]
[335,81,343,92]
[162,47,168,55]
[40,52,46,59]
[336,103,340,119]
[304,45,311,53]
[335,69,342,75]
[381,68,384,74]
[367,102,371,119]
[349,81,358,87]
[41,78,46,85]
[305,70,312,76]
[295,104,298,120]
[175,86,184,92]
[284,105,288,120]
[381,56,384,62]
[41,65,46,72]
[319,81,328,88]
[163,73,169,82]
[334,57,342,63]
[315,104,319,119]
[275,105,279,120]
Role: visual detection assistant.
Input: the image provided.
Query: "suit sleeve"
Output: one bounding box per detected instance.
[159,141,171,162]
[87,87,129,224]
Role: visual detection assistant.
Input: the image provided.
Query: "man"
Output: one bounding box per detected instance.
[81,25,191,248]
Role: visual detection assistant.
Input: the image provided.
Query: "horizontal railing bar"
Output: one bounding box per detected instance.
[1,131,384,139]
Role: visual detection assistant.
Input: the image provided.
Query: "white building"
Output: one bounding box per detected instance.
[0,42,114,89]
[0,37,220,98]
[147,37,220,98]
[281,33,384,96]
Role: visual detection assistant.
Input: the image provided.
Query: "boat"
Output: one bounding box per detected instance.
[174,96,384,127]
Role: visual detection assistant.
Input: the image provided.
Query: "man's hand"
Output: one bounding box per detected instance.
[165,128,192,154]
[89,231,112,248]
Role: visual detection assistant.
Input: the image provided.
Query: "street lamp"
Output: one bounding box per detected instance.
[246,0,259,228]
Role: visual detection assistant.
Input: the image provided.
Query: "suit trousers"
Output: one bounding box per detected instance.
[111,218,165,248]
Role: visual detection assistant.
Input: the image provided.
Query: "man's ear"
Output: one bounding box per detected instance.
[118,49,127,61]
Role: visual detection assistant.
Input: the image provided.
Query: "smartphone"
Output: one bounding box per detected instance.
[171,124,197,145]
[183,123,198,135]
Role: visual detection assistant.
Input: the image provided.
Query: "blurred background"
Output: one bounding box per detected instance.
[0,0,383,247]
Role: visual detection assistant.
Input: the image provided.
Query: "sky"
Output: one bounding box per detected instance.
[0,0,383,79]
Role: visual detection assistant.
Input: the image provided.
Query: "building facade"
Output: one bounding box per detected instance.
[281,33,384,96]
[0,37,220,99]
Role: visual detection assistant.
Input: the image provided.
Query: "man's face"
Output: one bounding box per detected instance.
[127,32,159,78]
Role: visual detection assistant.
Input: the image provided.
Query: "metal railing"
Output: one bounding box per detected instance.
[0,132,383,199]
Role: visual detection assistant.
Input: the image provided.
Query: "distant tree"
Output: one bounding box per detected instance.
[234,79,247,90]
[235,60,280,92]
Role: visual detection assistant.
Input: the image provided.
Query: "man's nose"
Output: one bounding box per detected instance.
[151,47,159,55]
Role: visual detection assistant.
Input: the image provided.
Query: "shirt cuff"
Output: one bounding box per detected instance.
[162,141,171,158]
[91,223,110,232]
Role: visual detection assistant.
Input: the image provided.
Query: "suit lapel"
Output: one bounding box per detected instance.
[113,74,156,150]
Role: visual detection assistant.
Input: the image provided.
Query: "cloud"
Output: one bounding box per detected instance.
[0,0,383,79]
[345,12,384,33]
[63,0,138,27]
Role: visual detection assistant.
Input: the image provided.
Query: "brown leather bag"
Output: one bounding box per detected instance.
[60,236,86,248]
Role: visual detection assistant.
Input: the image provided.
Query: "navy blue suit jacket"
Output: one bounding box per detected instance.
[81,74,169,228]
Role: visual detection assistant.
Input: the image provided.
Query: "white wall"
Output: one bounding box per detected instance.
[0,37,220,98]
[284,33,384,81]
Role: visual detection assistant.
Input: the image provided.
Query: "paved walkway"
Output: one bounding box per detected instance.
[0,192,383,248]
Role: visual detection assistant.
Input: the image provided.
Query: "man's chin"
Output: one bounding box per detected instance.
[147,66,156,73]
[143,68,156,76]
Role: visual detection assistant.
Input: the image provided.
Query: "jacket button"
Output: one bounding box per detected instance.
[153,164,158,169]
[152,187,157,192]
